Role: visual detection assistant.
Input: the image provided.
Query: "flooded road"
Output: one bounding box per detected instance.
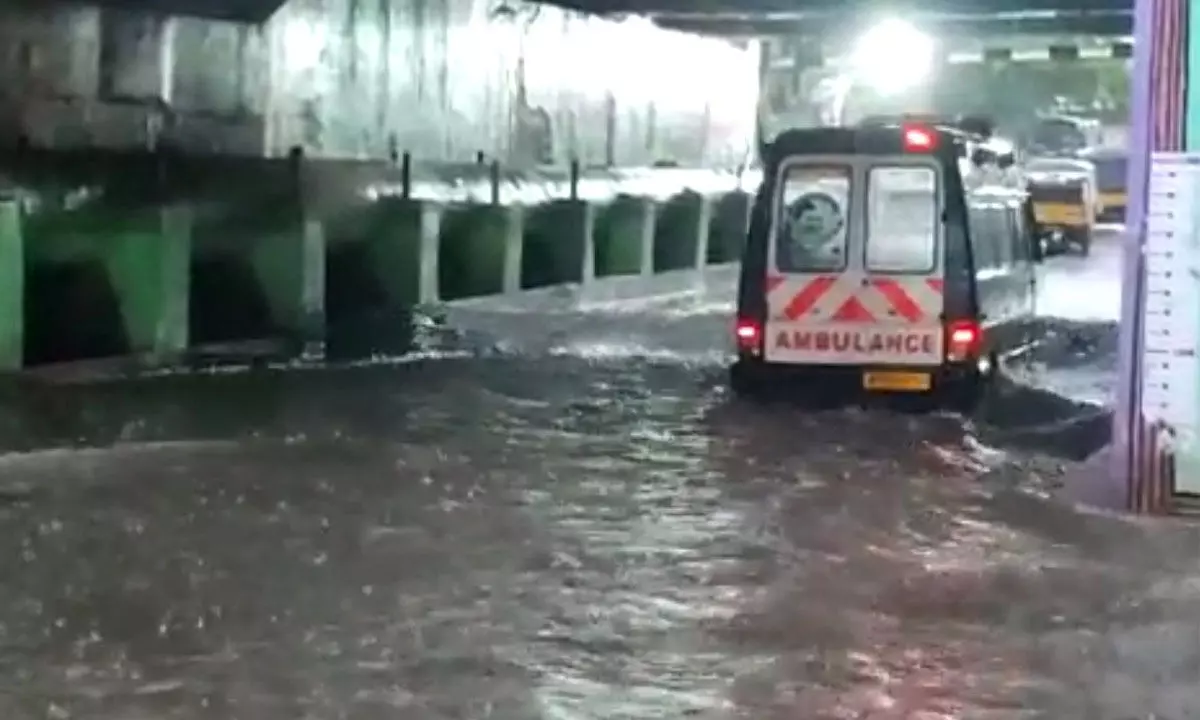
[2,230,1198,720]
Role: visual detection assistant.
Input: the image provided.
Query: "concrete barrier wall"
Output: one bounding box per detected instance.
[0,152,755,372]
[0,1,759,167]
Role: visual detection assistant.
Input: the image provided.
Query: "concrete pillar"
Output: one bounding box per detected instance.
[24,205,191,364]
[521,200,594,289]
[324,197,443,307]
[594,195,655,277]
[0,200,22,371]
[368,199,442,305]
[103,206,192,361]
[654,190,711,272]
[249,214,326,352]
[708,191,752,264]
[437,204,522,300]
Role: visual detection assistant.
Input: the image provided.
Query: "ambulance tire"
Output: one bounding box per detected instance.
[946,353,999,416]
[729,361,767,399]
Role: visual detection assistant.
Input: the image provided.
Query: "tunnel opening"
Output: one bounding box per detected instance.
[189,255,275,347]
[707,193,749,264]
[653,192,702,272]
[326,242,389,321]
[324,241,416,360]
[24,261,129,366]
[437,209,506,300]
[592,196,646,277]
[521,202,585,290]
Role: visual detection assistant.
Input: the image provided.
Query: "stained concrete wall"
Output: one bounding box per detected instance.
[0,1,758,168]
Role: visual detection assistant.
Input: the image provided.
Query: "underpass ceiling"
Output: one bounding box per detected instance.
[32,0,284,22]
[553,0,1129,12]
[30,0,1133,32]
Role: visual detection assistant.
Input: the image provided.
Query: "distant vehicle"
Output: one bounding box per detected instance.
[1027,115,1103,156]
[1025,156,1099,255]
[731,121,1042,412]
[1077,146,1128,222]
[963,135,1024,189]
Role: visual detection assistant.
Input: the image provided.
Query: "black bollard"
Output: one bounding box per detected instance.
[568,157,580,201]
[287,145,304,204]
[489,159,500,205]
[387,133,399,164]
[400,151,412,199]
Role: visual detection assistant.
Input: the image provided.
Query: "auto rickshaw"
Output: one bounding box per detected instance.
[1078,147,1127,223]
[1025,156,1097,256]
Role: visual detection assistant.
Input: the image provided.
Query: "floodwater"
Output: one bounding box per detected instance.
[2,230,1198,720]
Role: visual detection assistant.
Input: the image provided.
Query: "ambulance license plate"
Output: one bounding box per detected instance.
[862,371,932,392]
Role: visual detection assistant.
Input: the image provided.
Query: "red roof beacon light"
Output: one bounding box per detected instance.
[902,124,936,151]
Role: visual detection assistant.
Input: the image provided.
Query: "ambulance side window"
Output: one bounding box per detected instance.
[1009,204,1032,263]
[993,205,1014,267]
[967,205,997,271]
[774,164,851,273]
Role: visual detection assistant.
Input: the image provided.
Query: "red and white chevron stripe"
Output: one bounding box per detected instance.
[767,274,943,324]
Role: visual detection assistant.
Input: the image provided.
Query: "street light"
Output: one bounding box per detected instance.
[850,18,935,95]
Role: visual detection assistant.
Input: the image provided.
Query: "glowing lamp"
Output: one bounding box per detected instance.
[850,18,935,95]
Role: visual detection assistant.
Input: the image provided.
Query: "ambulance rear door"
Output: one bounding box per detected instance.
[762,157,857,365]
[763,155,945,369]
[858,159,945,367]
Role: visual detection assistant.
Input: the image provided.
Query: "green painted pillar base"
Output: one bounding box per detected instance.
[708,191,752,264]
[0,200,22,371]
[23,205,190,365]
[438,204,522,300]
[522,200,594,289]
[594,195,655,277]
[654,190,711,272]
[370,199,442,305]
[250,216,326,351]
[104,206,192,362]
[325,198,442,309]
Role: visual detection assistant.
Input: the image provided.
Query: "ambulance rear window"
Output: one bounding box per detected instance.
[774,164,850,273]
[865,166,938,273]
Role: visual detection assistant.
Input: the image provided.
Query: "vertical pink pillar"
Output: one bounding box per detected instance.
[1112,0,1167,509]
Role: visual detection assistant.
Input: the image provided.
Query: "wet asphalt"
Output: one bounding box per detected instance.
[3,230,1200,720]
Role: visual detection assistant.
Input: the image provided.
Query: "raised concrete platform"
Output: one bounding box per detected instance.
[0,148,754,372]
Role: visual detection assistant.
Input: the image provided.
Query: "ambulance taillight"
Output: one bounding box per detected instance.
[902,125,936,152]
[945,319,982,362]
[735,319,761,353]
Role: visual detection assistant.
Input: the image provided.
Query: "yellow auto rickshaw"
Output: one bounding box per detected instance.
[1026,157,1096,256]
[1079,147,1127,223]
